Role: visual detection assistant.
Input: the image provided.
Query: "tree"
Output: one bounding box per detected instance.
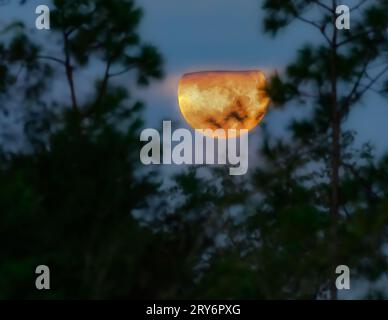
[175,0,388,300]
[0,0,197,299]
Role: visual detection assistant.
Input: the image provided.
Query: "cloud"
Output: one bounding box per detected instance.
[150,73,181,99]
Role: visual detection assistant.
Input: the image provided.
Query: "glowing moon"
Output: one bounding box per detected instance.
[178,70,270,138]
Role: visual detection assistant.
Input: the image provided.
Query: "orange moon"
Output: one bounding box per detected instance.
[177,70,270,138]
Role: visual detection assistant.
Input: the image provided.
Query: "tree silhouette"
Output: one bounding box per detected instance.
[0,0,192,299]
[261,0,388,299]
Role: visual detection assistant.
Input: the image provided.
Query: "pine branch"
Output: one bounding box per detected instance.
[108,65,135,77]
[311,0,332,13]
[294,15,331,44]
[336,29,377,48]
[350,0,368,12]
[342,161,380,201]
[35,55,66,66]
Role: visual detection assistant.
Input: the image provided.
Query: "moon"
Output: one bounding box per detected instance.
[177,70,270,138]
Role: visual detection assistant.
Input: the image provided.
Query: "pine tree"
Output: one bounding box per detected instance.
[0,0,192,299]
[248,0,388,299]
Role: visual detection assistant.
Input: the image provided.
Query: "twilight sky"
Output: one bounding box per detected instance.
[136,0,388,157]
[3,0,388,156]
[2,0,388,299]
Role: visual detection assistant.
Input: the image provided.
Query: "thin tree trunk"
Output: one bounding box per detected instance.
[62,30,82,135]
[63,31,78,113]
[329,0,340,301]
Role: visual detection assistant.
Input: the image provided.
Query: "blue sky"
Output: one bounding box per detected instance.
[3,0,388,156]
[136,0,388,157]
